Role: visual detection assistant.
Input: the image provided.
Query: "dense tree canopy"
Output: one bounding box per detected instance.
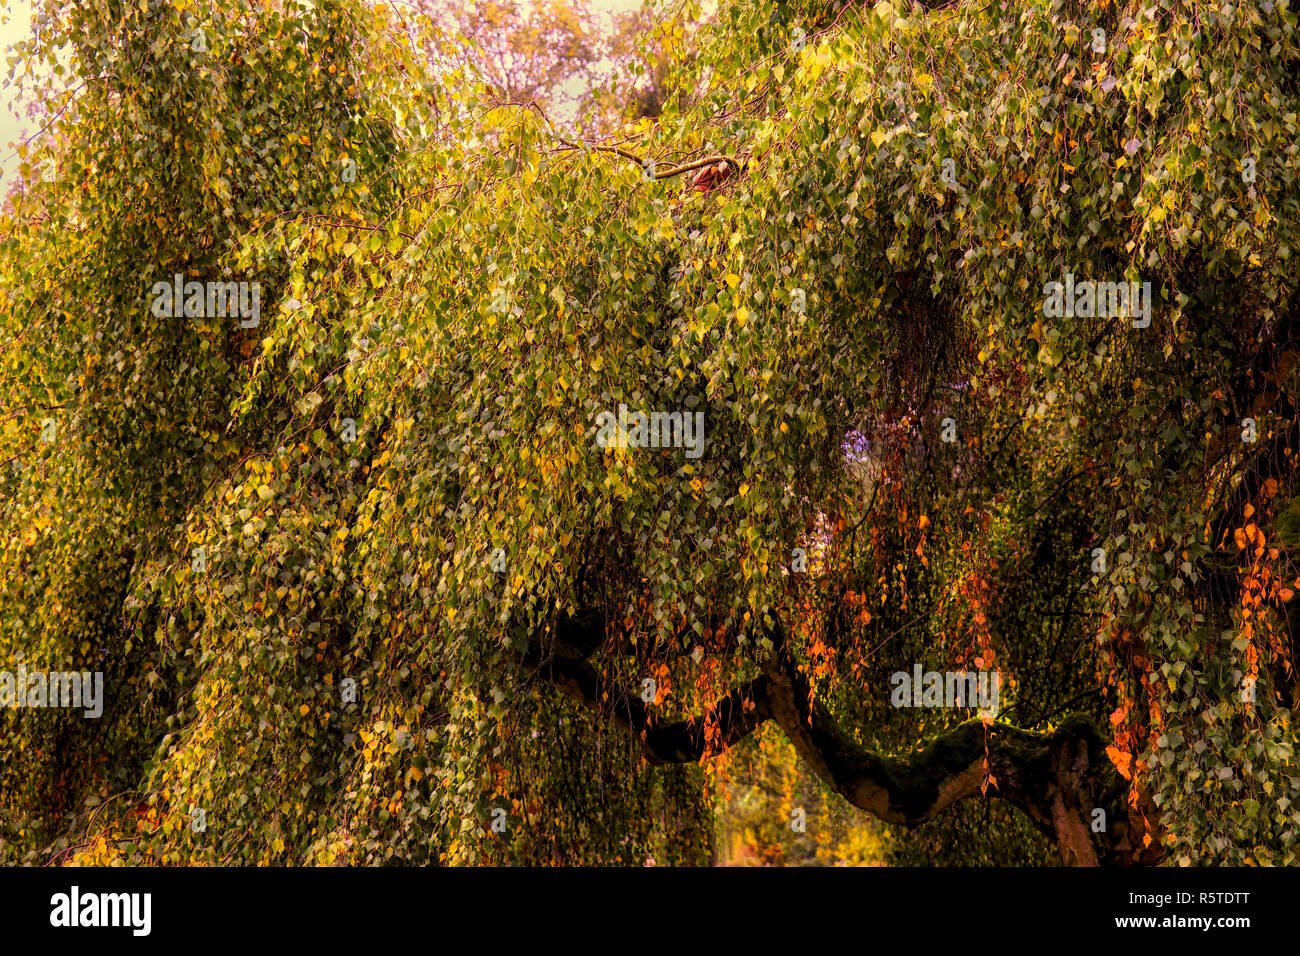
[2,0,1299,867]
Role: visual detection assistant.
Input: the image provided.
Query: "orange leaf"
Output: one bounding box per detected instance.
[1106,745,1134,780]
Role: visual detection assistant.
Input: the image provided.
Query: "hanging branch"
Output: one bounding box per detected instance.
[521,100,741,182]
[554,136,740,181]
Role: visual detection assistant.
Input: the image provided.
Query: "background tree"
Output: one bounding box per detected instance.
[423,0,602,113]
[579,2,698,127]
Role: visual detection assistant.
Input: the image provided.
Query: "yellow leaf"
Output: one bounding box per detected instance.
[870,129,887,149]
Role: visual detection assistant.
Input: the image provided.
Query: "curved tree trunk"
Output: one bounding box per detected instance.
[524,609,1161,867]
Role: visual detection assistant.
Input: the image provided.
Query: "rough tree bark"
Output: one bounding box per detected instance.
[519,608,1159,867]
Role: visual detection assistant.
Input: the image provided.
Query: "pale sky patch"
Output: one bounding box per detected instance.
[0,0,35,191]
